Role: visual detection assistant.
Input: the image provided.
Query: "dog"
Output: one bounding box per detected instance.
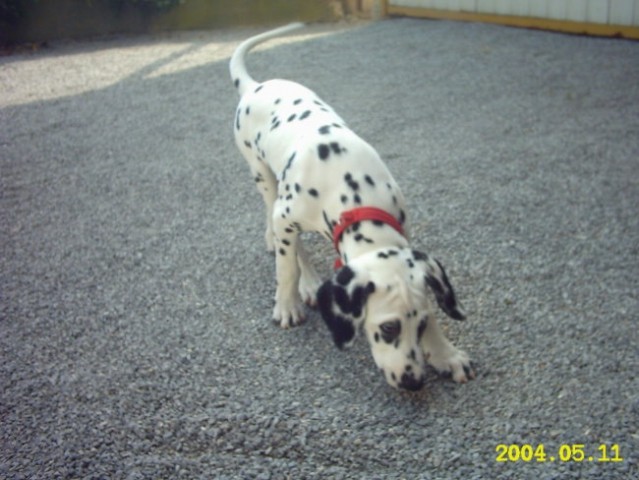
[230,23,474,391]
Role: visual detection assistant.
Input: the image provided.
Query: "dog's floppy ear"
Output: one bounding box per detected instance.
[317,265,376,349]
[412,250,466,320]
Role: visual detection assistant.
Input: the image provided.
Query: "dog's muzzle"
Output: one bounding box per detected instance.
[398,372,425,392]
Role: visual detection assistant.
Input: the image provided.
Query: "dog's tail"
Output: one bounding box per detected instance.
[230,22,305,97]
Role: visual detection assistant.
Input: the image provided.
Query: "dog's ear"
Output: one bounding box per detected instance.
[412,250,466,320]
[317,265,376,349]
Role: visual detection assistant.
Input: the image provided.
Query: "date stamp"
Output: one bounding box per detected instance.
[496,444,624,463]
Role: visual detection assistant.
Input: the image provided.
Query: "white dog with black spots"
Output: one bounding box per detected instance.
[230,24,474,391]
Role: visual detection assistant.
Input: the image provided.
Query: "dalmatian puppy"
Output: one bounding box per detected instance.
[230,24,474,390]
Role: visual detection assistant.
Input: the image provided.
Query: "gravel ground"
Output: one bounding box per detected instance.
[1,17,638,479]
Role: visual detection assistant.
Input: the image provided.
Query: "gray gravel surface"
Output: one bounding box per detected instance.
[1,17,638,479]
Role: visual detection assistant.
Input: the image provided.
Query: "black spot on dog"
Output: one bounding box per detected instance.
[245,106,250,115]
[299,110,311,120]
[364,175,375,187]
[349,282,375,318]
[295,183,302,193]
[282,239,291,246]
[412,250,429,262]
[279,248,286,256]
[378,252,388,259]
[406,259,415,268]
[244,140,251,149]
[318,144,330,160]
[255,85,264,93]
[399,209,406,224]
[336,266,354,286]
[353,194,361,204]
[293,98,303,105]
[340,195,348,204]
[319,125,331,135]
[308,188,319,197]
[270,120,280,131]
[281,152,296,181]
[330,142,342,154]
[287,114,297,122]
[344,173,359,191]
[318,280,357,349]
[426,259,466,321]
[235,108,241,130]
[333,286,351,314]
[323,210,333,234]
[274,98,281,104]
[234,78,240,88]
[418,318,428,339]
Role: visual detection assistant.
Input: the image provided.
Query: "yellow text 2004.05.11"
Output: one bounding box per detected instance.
[495,444,624,463]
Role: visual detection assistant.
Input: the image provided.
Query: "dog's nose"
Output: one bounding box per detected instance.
[398,372,424,391]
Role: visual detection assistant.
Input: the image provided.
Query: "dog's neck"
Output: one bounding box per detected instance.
[337,221,409,266]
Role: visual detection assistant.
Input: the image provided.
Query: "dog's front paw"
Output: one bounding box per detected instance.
[272,298,306,328]
[298,274,321,308]
[428,347,475,384]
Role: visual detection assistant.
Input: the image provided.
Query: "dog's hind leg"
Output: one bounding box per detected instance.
[249,163,278,253]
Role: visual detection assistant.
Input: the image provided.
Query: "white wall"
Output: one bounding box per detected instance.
[390,0,639,25]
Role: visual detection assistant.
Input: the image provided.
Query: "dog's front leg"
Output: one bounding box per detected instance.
[271,212,305,328]
[296,239,321,308]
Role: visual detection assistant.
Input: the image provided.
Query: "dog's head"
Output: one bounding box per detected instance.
[317,248,465,391]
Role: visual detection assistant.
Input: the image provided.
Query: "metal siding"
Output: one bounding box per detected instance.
[566,0,589,22]
[586,0,609,24]
[509,0,530,16]
[388,0,639,26]
[528,0,548,18]
[548,1,568,20]
[459,0,477,11]
[476,0,497,15]
[609,0,635,25]
[493,0,511,15]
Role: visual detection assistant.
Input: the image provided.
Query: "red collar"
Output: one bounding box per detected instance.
[333,207,405,269]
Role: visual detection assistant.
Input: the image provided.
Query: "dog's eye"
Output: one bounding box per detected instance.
[379,320,401,343]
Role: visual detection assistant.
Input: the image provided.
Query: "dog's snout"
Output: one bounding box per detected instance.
[398,371,424,391]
